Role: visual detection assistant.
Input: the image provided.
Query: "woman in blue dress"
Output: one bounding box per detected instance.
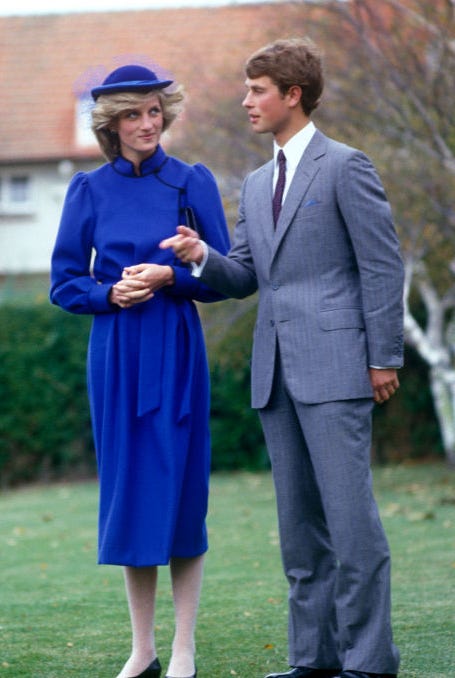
[50,64,230,678]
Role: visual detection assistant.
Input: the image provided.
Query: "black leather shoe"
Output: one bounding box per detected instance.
[129,657,162,678]
[339,671,397,678]
[265,668,340,678]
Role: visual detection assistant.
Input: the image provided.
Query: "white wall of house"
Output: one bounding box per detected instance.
[0,159,99,274]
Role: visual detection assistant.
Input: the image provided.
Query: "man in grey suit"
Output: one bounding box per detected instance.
[161,38,403,678]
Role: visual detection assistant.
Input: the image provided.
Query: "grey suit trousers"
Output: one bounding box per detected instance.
[259,353,400,674]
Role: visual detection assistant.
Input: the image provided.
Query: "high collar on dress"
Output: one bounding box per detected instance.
[112,145,168,177]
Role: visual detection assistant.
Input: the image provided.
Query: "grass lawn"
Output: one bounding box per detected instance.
[0,464,454,677]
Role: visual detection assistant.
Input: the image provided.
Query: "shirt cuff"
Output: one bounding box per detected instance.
[190,241,208,278]
[369,365,395,369]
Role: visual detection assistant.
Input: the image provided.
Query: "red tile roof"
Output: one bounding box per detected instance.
[0,3,312,163]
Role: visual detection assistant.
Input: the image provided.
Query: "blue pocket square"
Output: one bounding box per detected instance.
[303,198,320,208]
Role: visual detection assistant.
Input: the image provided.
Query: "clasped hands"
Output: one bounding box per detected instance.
[109,227,201,309]
[109,263,174,309]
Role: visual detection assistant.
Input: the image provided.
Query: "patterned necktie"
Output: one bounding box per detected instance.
[272,149,287,226]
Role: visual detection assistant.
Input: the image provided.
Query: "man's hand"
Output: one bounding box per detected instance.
[369,368,400,404]
[160,225,204,264]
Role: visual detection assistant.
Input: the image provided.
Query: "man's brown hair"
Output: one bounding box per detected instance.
[245,37,324,116]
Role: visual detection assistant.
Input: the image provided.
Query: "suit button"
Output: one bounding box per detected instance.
[270,320,275,327]
[271,283,280,290]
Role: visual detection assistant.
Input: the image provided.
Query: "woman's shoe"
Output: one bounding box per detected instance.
[128,657,162,678]
[165,670,197,678]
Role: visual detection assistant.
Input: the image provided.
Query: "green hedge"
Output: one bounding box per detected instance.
[0,305,94,487]
[209,304,268,471]
[0,304,443,487]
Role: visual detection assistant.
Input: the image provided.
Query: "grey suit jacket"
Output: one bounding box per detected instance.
[201,130,404,408]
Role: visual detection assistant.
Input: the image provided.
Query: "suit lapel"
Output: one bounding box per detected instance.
[272,130,327,259]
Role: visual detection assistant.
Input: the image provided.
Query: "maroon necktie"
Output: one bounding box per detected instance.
[272,149,286,226]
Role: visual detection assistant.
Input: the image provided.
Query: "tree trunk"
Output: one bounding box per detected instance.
[403,260,455,465]
[429,366,455,466]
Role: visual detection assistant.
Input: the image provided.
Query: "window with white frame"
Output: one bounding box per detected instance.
[75,96,97,148]
[0,174,33,214]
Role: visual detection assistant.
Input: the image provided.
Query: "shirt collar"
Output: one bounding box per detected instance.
[273,121,316,170]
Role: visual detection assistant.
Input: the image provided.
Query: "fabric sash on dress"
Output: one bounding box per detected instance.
[136,295,197,421]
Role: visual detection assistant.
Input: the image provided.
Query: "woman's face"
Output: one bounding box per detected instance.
[113,93,164,168]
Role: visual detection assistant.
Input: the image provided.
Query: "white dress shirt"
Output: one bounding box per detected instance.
[273,120,316,203]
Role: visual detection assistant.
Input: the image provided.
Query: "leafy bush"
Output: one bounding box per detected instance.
[209,304,268,471]
[0,304,94,487]
[372,345,443,463]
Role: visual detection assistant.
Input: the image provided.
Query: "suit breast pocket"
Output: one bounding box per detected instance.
[293,200,331,230]
[302,197,323,209]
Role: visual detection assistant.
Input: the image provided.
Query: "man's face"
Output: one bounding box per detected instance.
[242,75,291,138]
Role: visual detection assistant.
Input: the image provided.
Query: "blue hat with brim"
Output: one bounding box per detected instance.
[91,64,173,101]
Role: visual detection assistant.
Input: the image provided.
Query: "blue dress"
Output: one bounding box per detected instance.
[50,146,230,566]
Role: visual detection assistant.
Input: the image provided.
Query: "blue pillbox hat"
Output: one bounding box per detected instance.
[91,64,173,100]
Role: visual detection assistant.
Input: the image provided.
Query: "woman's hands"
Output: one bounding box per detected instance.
[109,264,174,309]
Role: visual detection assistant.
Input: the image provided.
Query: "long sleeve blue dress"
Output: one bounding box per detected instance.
[50,146,230,566]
